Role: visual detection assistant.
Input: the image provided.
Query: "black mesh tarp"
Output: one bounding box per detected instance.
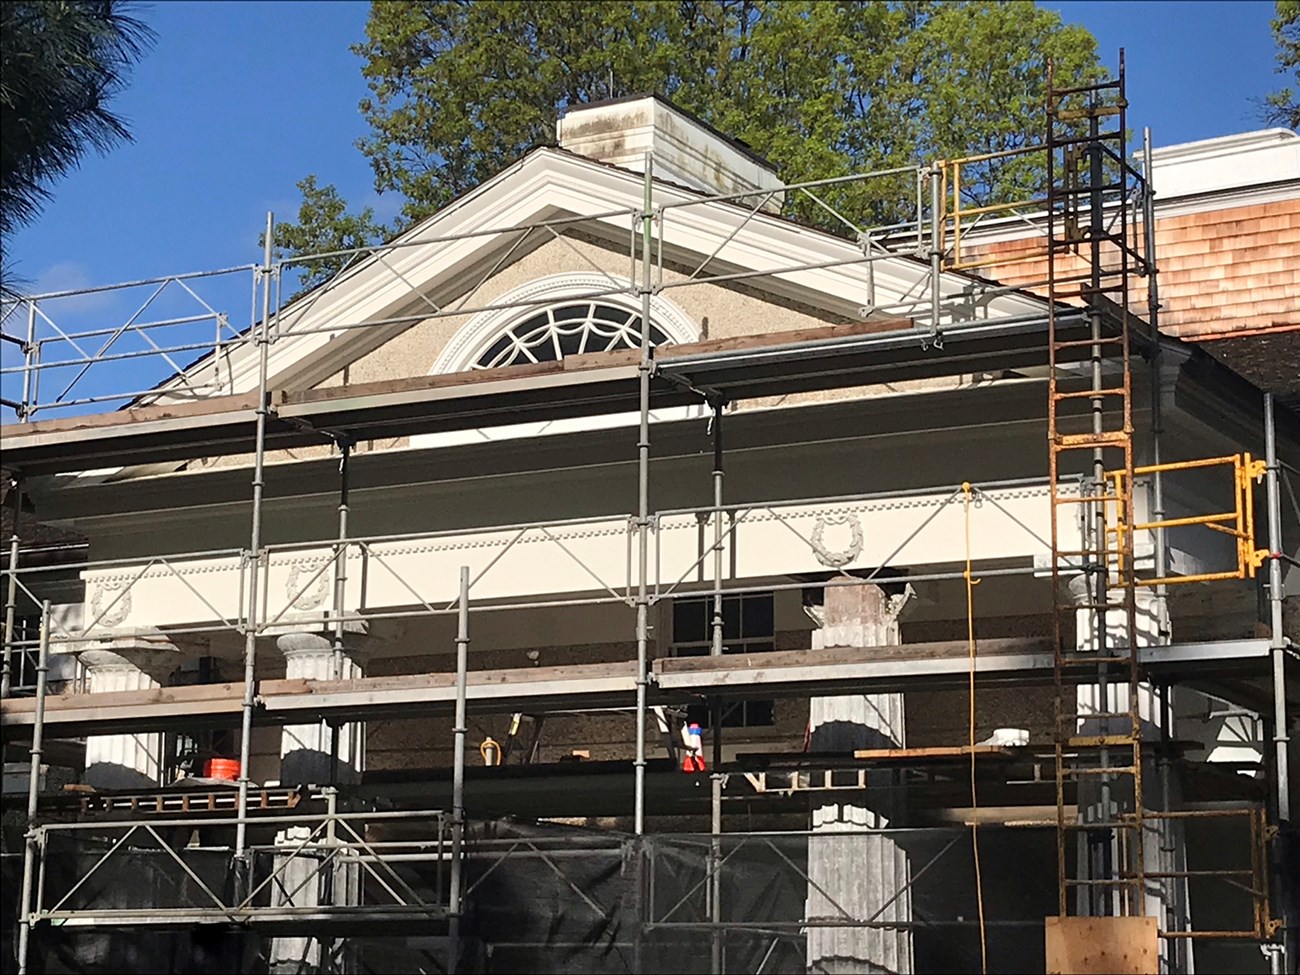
[5,820,1061,974]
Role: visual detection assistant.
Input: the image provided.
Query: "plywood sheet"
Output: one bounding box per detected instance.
[1045,916,1158,975]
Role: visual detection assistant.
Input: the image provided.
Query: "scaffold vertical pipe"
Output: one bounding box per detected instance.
[1265,393,1291,823]
[1143,128,1167,589]
[1264,392,1293,972]
[929,165,942,337]
[634,156,654,837]
[1116,52,1146,918]
[328,439,352,784]
[15,600,50,975]
[709,398,725,975]
[1,475,23,698]
[19,300,34,421]
[448,564,471,974]
[1143,123,1184,961]
[1047,57,1068,918]
[235,212,275,861]
[630,151,655,975]
[1086,96,1116,911]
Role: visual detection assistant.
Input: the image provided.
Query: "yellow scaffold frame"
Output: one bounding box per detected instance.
[1107,453,1269,587]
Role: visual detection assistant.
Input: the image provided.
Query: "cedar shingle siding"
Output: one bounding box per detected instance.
[966,198,1300,339]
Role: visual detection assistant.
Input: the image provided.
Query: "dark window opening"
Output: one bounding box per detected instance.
[672,592,776,728]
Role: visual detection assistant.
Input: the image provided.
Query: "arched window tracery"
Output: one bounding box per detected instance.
[472,301,672,369]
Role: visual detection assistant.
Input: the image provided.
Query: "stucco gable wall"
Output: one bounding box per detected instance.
[315,231,843,391]
[186,232,847,472]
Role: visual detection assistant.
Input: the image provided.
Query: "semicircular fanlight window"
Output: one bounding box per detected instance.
[473,302,671,369]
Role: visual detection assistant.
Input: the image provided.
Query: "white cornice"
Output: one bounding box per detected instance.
[1146,127,1298,164]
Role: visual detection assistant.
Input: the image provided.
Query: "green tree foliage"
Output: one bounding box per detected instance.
[274,176,388,292]
[1263,1,1299,129]
[279,1,1101,274]
[0,1,153,289]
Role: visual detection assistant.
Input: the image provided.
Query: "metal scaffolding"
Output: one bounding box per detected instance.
[1,54,1294,974]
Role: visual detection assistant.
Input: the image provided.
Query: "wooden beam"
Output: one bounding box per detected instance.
[655,637,1053,673]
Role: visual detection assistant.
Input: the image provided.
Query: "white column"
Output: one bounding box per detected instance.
[277,631,365,787]
[807,582,913,975]
[270,631,365,975]
[78,639,182,790]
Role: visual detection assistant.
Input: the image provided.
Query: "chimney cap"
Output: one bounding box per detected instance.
[559,92,776,172]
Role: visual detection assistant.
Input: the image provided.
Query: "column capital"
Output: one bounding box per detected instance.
[263,619,369,639]
[274,628,369,667]
[274,630,334,659]
[812,580,913,651]
[79,636,183,683]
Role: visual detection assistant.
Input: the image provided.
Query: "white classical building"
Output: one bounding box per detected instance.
[2,97,1297,975]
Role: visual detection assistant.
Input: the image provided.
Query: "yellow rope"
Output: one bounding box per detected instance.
[963,482,989,974]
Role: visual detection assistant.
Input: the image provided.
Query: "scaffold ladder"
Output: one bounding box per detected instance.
[1046,55,1148,920]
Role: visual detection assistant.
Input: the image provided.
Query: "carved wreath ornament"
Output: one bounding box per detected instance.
[286,561,330,611]
[809,514,864,568]
[89,578,133,627]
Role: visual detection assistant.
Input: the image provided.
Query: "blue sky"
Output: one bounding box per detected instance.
[4,0,1287,299]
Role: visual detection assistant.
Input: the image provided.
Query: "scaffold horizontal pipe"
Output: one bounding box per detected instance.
[1125,454,1244,476]
[279,205,642,268]
[643,918,1043,930]
[653,473,1078,519]
[35,807,447,833]
[656,252,924,292]
[22,311,226,345]
[3,265,257,303]
[656,166,922,212]
[1133,570,1243,587]
[1127,511,1237,532]
[261,513,639,554]
[3,338,246,376]
[275,283,636,336]
[7,545,246,578]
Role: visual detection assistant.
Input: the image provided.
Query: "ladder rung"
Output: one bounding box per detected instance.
[1060,820,1141,831]
[1050,216,1130,233]
[1068,735,1138,748]
[1050,284,1128,300]
[1052,336,1127,351]
[1053,387,1128,401]
[1065,766,1137,776]
[1057,656,1137,666]
[1057,105,1124,121]
[1055,432,1130,448]
[1050,184,1127,201]
[1059,712,1135,722]
[1051,80,1122,97]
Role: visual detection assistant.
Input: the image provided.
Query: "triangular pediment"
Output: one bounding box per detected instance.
[155,148,1048,403]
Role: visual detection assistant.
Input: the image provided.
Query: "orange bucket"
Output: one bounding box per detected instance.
[204,757,241,780]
